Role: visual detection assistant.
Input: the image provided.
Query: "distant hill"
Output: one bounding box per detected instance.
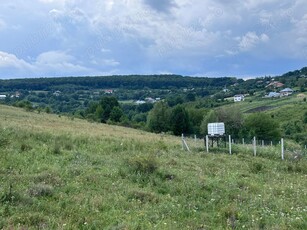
[0,75,237,92]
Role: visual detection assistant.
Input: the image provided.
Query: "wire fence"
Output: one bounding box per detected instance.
[181,134,307,161]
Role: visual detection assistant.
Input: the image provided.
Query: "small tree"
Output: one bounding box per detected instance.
[170,105,191,136]
[245,113,281,141]
[109,106,123,122]
[200,110,218,135]
[147,101,170,133]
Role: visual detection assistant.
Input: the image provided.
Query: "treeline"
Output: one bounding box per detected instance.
[0,75,237,91]
[147,102,282,142]
[80,96,283,142]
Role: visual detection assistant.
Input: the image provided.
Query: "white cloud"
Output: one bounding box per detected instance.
[0,51,33,69]
[238,32,270,51]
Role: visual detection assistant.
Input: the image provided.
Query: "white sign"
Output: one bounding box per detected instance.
[207,123,225,136]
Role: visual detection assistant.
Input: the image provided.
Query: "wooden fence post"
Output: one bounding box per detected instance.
[253,136,257,156]
[229,135,232,155]
[206,135,209,153]
[281,138,284,160]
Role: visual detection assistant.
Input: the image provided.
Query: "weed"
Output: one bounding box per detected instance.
[128,190,159,204]
[28,183,54,197]
[20,143,32,152]
[126,155,158,174]
[249,161,264,173]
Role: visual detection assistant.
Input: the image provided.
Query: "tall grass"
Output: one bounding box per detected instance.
[0,105,306,229]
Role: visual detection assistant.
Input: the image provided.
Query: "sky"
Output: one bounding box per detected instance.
[0,0,306,79]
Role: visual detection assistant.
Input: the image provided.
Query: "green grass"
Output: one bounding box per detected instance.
[0,105,306,229]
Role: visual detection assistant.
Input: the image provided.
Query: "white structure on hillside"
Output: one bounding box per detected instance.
[234,94,244,102]
[0,95,6,100]
[280,88,293,96]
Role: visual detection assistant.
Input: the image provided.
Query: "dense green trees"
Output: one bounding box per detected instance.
[200,107,243,138]
[245,113,281,141]
[85,96,124,123]
[169,105,191,135]
[147,102,170,133]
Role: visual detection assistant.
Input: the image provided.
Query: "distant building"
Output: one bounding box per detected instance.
[234,94,245,102]
[104,89,113,94]
[135,100,146,105]
[266,92,280,98]
[266,81,284,88]
[53,91,61,96]
[145,97,156,103]
[0,95,6,100]
[280,88,293,96]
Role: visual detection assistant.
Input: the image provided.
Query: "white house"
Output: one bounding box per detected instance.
[0,95,6,100]
[266,92,280,98]
[280,88,293,96]
[234,94,244,102]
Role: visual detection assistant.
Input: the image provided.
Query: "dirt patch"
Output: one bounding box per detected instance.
[245,106,275,113]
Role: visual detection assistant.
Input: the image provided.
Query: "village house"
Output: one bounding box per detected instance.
[234,94,245,102]
[266,92,281,98]
[0,95,7,100]
[280,88,294,96]
[104,89,114,94]
[266,81,284,88]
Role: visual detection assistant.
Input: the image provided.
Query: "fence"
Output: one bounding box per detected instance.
[181,134,307,161]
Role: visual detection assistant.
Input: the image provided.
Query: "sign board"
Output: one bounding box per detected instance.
[207,123,225,136]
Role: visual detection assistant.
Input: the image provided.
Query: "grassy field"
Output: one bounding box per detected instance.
[0,105,306,229]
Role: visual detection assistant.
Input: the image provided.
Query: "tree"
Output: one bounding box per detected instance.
[216,106,244,138]
[147,101,170,133]
[200,110,218,135]
[170,105,191,136]
[199,107,244,137]
[109,106,123,122]
[245,113,281,141]
[99,96,120,122]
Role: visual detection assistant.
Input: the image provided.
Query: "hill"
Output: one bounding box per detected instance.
[0,105,306,229]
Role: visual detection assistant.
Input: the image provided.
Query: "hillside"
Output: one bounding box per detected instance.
[0,105,306,229]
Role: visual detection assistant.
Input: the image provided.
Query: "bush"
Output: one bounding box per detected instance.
[127,155,158,174]
[28,184,54,197]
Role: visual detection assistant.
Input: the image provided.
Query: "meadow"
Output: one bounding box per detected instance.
[0,105,306,229]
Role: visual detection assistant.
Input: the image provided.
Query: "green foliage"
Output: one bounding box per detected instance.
[147,101,170,133]
[126,155,158,174]
[216,106,244,138]
[245,113,281,141]
[200,110,217,135]
[169,105,191,136]
[109,106,124,122]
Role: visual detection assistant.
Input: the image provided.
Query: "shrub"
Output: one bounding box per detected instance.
[127,155,158,174]
[127,190,159,203]
[28,184,54,197]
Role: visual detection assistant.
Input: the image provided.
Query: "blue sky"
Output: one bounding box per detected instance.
[0,0,306,79]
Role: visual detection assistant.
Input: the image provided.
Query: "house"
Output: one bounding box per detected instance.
[266,92,280,98]
[234,94,245,102]
[53,91,61,96]
[0,95,6,100]
[10,91,21,98]
[135,100,146,105]
[104,89,113,94]
[145,97,156,103]
[280,88,293,96]
[266,81,284,88]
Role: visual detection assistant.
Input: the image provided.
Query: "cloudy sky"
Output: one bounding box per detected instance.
[0,0,306,79]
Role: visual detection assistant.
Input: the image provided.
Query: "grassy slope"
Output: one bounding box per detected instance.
[0,105,306,229]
